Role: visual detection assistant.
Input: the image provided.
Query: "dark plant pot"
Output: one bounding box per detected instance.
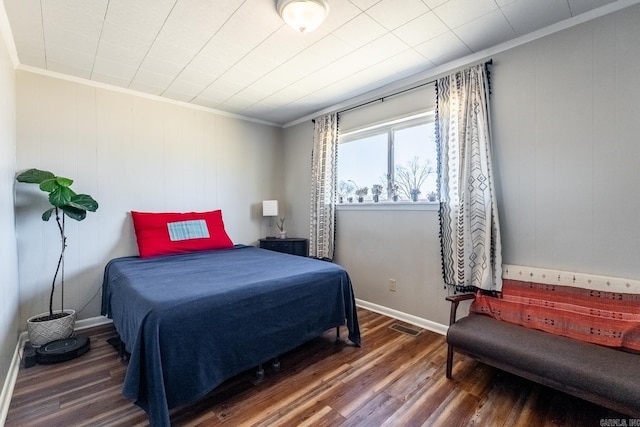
[348,197,353,203]
[358,196,364,203]
[339,196,344,203]
[411,193,419,202]
[373,195,379,203]
[392,195,398,202]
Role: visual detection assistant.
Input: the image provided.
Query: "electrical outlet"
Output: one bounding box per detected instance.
[389,279,396,292]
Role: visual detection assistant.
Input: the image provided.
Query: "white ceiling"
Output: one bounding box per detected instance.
[1,0,629,126]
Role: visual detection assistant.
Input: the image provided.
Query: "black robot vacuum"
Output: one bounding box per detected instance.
[34,335,90,365]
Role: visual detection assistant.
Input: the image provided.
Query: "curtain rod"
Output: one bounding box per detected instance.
[337,59,493,116]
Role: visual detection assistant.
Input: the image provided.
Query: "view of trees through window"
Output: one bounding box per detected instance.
[337,114,437,203]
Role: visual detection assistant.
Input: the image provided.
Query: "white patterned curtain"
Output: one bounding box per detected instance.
[436,63,502,292]
[309,113,339,260]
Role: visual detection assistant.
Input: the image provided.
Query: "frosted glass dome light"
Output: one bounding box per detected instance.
[277,0,329,33]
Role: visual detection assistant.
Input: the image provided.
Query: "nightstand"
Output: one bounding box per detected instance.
[259,238,308,257]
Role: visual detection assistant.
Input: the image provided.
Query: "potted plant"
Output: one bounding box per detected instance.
[355,187,368,202]
[16,168,99,347]
[338,180,355,204]
[371,184,383,203]
[395,157,433,202]
[427,191,438,202]
[275,217,286,239]
[391,183,399,202]
[349,181,368,202]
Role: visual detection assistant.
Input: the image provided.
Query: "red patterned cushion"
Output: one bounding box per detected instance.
[470,279,640,352]
[131,210,234,258]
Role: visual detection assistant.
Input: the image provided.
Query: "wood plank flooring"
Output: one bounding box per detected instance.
[6,308,629,426]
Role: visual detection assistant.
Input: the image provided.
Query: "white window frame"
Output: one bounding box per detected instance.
[337,111,437,209]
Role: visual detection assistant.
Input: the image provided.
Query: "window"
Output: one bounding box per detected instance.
[337,112,437,203]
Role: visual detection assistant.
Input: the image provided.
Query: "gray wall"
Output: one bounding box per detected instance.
[492,4,640,277]
[282,120,313,238]
[283,3,640,328]
[14,71,284,326]
[0,9,18,415]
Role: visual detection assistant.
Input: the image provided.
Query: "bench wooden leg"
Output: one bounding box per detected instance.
[446,344,454,379]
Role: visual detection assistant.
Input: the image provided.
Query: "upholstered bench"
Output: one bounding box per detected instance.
[445,277,640,417]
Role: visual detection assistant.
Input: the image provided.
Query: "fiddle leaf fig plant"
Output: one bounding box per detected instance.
[16,168,99,320]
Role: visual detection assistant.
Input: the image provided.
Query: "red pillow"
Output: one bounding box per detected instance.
[131,210,234,258]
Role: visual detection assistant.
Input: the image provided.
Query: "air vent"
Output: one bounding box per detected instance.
[389,323,421,337]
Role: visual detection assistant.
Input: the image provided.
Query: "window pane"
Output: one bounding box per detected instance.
[393,123,436,201]
[336,114,437,204]
[338,133,387,202]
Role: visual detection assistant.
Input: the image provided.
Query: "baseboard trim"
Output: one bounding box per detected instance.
[355,299,448,336]
[0,315,112,424]
[0,331,27,426]
[75,315,112,331]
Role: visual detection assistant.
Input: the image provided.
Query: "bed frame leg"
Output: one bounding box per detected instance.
[118,341,128,361]
[253,364,265,385]
[272,357,280,371]
[335,326,341,344]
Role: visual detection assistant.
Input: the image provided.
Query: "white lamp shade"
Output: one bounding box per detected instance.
[277,0,329,33]
[262,200,279,217]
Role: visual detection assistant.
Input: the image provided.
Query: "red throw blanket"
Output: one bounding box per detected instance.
[470,279,640,352]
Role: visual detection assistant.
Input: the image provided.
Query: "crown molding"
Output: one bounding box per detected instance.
[15,64,281,128]
[283,0,640,128]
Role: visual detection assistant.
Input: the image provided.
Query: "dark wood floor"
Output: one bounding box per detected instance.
[6,308,628,426]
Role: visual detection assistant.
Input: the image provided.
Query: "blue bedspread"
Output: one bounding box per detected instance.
[101,245,360,426]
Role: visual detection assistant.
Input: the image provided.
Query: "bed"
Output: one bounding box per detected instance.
[101,245,360,426]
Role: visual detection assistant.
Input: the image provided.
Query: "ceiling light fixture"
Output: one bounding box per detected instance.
[277,0,329,33]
